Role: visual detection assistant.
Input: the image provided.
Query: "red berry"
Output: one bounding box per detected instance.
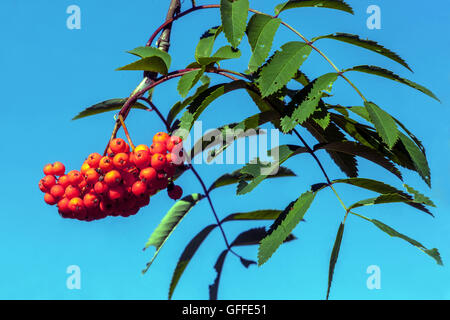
[151,153,167,171]
[99,156,114,172]
[41,175,56,189]
[135,144,150,153]
[168,185,183,200]
[58,175,70,188]
[108,186,124,200]
[94,181,109,194]
[110,138,127,154]
[133,150,151,169]
[83,193,99,209]
[139,167,157,183]
[38,180,48,193]
[68,170,82,185]
[113,153,129,170]
[84,168,100,184]
[68,197,85,212]
[150,142,167,155]
[44,193,57,205]
[50,185,65,199]
[80,162,91,175]
[43,164,54,176]
[166,136,182,152]
[153,132,170,144]
[65,185,81,200]
[52,162,65,176]
[104,170,121,186]
[131,181,147,196]
[87,153,102,168]
[57,198,71,214]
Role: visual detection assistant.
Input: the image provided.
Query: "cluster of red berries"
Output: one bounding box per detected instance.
[39,132,184,221]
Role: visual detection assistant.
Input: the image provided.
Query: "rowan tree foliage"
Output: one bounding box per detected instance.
[64,0,441,299]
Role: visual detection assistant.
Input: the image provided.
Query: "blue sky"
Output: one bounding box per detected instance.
[0,0,448,300]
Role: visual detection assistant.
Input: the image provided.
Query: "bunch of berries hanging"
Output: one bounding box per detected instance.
[39,132,184,221]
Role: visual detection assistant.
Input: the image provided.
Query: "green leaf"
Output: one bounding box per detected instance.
[72,98,149,120]
[177,66,205,98]
[312,33,411,71]
[246,14,281,72]
[344,65,440,102]
[178,80,248,133]
[348,193,415,210]
[195,26,223,63]
[209,166,296,192]
[281,73,338,132]
[327,223,345,300]
[258,191,316,265]
[364,101,399,149]
[197,45,242,65]
[398,132,431,187]
[275,0,354,15]
[142,194,204,273]
[117,47,172,74]
[315,141,402,179]
[353,214,443,265]
[221,209,283,223]
[333,178,432,215]
[403,184,436,207]
[231,227,268,247]
[220,0,249,48]
[237,145,307,195]
[168,224,216,299]
[168,79,211,128]
[257,41,312,97]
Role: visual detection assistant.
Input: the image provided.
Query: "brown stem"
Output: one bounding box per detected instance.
[118,115,136,151]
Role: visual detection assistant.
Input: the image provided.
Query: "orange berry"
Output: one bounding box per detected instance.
[135,144,150,153]
[57,198,71,214]
[99,156,114,172]
[113,153,129,170]
[44,193,57,205]
[68,197,85,212]
[52,162,65,176]
[139,167,157,183]
[104,170,121,186]
[83,193,99,209]
[41,175,56,189]
[132,181,147,196]
[43,164,54,176]
[150,142,167,155]
[68,170,82,185]
[153,132,170,144]
[94,181,108,194]
[58,175,70,188]
[108,186,124,200]
[110,138,127,153]
[65,185,81,199]
[87,153,102,168]
[80,162,91,175]
[84,168,100,184]
[133,150,150,169]
[151,153,167,171]
[50,185,65,199]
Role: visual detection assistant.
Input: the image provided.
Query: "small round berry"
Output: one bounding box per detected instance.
[44,193,57,205]
[131,181,147,196]
[135,144,150,154]
[52,162,65,176]
[153,132,170,144]
[50,184,65,199]
[110,138,127,154]
[99,156,114,172]
[83,193,99,209]
[84,168,100,184]
[94,181,109,194]
[87,153,102,168]
[139,167,157,183]
[151,153,167,171]
[166,136,182,152]
[41,175,56,189]
[68,197,85,214]
[65,185,81,199]
[104,170,121,186]
[57,198,71,214]
[168,185,183,200]
[113,153,129,170]
[43,164,54,176]
[58,175,70,188]
[122,171,137,187]
[108,186,124,200]
[133,150,151,169]
[68,170,82,185]
[150,142,167,155]
[80,162,91,175]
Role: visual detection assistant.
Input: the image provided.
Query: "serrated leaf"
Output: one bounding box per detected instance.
[281,73,338,132]
[237,145,307,195]
[177,67,205,98]
[168,80,211,127]
[258,191,316,265]
[344,65,439,102]
[231,227,267,247]
[197,45,242,65]
[209,166,296,192]
[257,41,312,97]
[72,98,149,120]
[364,101,399,149]
[398,132,431,187]
[327,223,344,300]
[178,80,249,133]
[354,214,443,266]
[348,193,416,210]
[315,141,402,179]
[142,194,204,273]
[195,26,223,63]
[168,224,216,299]
[312,33,411,71]
[220,0,249,48]
[275,0,354,15]
[221,209,283,223]
[246,14,281,72]
[333,177,432,215]
[403,184,435,207]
